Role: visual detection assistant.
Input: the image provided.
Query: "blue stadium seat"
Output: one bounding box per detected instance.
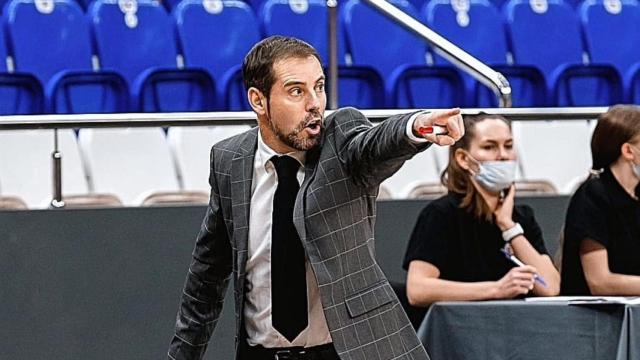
[426,0,506,65]
[630,73,640,104]
[566,0,585,7]
[342,0,424,79]
[89,0,216,112]
[260,0,385,109]
[341,0,464,108]
[0,22,42,114]
[325,66,386,108]
[488,0,508,9]
[4,0,127,113]
[391,66,464,108]
[74,0,93,9]
[493,0,582,9]
[0,72,43,114]
[407,0,427,12]
[174,0,258,110]
[245,0,266,11]
[260,0,333,62]
[474,66,546,107]
[161,0,179,11]
[504,0,622,106]
[330,67,388,109]
[0,36,41,117]
[424,0,546,107]
[580,0,640,102]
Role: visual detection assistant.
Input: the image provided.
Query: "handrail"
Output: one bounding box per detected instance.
[362,0,513,107]
[0,107,607,208]
[0,108,608,131]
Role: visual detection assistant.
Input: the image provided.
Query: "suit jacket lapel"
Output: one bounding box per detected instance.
[294,144,320,243]
[230,128,258,272]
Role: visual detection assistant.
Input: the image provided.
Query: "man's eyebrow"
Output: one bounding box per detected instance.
[282,75,326,87]
[282,80,305,87]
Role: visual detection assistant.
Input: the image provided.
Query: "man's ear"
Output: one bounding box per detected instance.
[248,87,267,116]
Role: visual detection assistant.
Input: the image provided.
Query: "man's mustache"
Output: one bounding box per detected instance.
[304,112,323,126]
[294,112,323,132]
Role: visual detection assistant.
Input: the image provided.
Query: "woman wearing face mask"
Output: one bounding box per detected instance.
[403,114,560,306]
[561,105,640,295]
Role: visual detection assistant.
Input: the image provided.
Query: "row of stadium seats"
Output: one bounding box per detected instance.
[0,0,219,114]
[0,120,595,209]
[320,0,635,107]
[251,0,599,11]
[10,0,606,15]
[0,0,635,115]
[411,0,588,10]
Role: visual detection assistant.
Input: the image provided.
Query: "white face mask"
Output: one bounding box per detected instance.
[632,162,640,179]
[474,160,518,193]
[464,151,517,193]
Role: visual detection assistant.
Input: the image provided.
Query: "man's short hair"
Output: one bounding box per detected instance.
[242,36,322,98]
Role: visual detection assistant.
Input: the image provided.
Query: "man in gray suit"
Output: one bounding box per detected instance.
[168,36,463,360]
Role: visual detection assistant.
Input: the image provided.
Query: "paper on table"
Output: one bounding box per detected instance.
[525,296,640,305]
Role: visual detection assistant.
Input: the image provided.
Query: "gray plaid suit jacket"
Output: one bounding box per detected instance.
[169,107,431,360]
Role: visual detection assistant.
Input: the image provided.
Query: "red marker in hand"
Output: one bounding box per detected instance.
[418,125,448,136]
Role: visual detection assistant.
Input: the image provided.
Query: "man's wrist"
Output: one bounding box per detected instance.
[406,111,430,143]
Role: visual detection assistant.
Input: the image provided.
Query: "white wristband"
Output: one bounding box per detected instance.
[502,222,524,242]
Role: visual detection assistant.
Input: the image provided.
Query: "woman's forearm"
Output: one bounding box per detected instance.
[406,276,499,306]
[510,236,560,296]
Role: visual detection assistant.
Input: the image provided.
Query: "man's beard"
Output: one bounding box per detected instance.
[268,111,324,151]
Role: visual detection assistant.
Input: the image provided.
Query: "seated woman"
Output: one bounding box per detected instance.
[403,113,560,306]
[561,105,640,295]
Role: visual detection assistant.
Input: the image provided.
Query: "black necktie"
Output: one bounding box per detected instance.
[270,155,308,342]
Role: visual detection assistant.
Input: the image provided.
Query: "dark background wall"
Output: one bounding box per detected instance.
[0,197,569,359]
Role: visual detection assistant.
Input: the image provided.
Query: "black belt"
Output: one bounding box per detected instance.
[245,343,337,360]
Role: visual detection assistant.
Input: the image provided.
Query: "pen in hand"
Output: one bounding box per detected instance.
[417,125,448,136]
[500,247,548,288]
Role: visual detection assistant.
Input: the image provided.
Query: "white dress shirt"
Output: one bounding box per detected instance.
[244,131,332,348]
[244,115,428,348]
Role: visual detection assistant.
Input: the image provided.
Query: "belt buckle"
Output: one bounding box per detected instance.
[275,350,293,360]
[274,349,306,360]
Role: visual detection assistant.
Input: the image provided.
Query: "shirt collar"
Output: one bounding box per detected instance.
[602,167,640,204]
[257,129,306,172]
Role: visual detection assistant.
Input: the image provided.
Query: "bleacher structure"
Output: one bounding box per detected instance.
[0,0,634,207]
[0,0,634,112]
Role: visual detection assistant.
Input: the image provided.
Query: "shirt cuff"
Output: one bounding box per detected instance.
[405,111,430,143]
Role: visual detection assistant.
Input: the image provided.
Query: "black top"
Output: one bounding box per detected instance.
[561,168,640,295]
[403,193,549,283]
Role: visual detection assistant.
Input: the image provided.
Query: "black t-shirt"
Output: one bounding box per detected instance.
[561,168,640,295]
[403,193,549,283]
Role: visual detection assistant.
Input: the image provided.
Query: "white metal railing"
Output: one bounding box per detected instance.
[0,107,609,207]
[0,107,608,130]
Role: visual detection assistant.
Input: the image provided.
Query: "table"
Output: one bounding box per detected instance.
[417,301,640,360]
